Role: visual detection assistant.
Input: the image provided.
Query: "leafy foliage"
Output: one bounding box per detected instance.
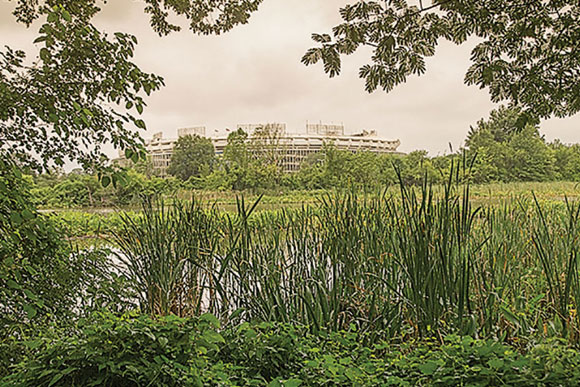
[9,0,264,36]
[167,135,216,181]
[2,312,224,387]
[465,106,571,183]
[143,0,265,36]
[1,5,163,172]
[0,165,136,377]
[218,128,283,190]
[303,0,580,123]
[6,315,580,386]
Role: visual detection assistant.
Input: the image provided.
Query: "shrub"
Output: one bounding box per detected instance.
[6,316,580,386]
[2,312,224,387]
[219,321,306,383]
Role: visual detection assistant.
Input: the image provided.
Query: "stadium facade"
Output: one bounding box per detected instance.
[126,123,401,176]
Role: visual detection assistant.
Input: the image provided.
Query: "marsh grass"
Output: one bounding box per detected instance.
[112,170,580,342]
[111,197,221,317]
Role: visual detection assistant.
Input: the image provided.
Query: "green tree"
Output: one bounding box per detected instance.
[303,1,580,124]
[466,107,525,147]
[295,152,326,189]
[508,126,555,181]
[321,143,355,188]
[397,150,439,185]
[551,141,580,181]
[250,123,286,166]
[1,5,163,174]
[50,173,104,207]
[222,129,250,190]
[167,135,215,181]
[465,107,556,182]
[224,129,250,168]
[2,1,266,174]
[219,128,285,191]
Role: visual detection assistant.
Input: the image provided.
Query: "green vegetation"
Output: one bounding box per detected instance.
[34,181,579,241]
[167,135,216,181]
[305,1,580,123]
[5,313,580,386]
[91,171,580,341]
[29,107,579,206]
[4,171,580,385]
[3,1,580,385]
[1,5,161,177]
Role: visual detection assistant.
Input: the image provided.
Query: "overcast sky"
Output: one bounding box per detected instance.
[1,0,579,157]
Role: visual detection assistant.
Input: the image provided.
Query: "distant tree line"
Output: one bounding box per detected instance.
[27,107,579,207]
[164,106,580,188]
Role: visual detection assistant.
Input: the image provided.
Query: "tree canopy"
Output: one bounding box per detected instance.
[167,135,215,181]
[466,107,558,182]
[1,6,163,173]
[302,0,580,125]
[1,1,265,174]
[9,0,264,35]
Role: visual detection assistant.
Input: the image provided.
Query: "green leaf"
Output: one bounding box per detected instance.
[10,212,23,225]
[21,209,35,221]
[24,304,37,319]
[284,379,303,387]
[500,306,521,328]
[24,289,37,300]
[62,10,72,22]
[47,12,58,23]
[40,48,50,62]
[23,339,43,349]
[124,148,134,160]
[135,119,146,129]
[13,167,22,178]
[158,336,168,347]
[418,361,439,375]
[33,36,47,44]
[488,358,504,369]
[48,372,64,387]
[200,313,220,328]
[202,330,225,344]
[7,279,22,290]
[101,176,111,188]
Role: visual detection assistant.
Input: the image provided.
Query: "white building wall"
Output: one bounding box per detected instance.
[135,125,402,176]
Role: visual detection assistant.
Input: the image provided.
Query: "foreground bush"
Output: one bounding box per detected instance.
[3,313,225,387]
[4,313,580,386]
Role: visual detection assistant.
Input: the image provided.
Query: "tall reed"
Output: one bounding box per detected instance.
[532,195,580,338]
[111,197,220,316]
[111,173,580,342]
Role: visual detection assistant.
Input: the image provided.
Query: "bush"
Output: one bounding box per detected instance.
[219,322,306,383]
[6,315,580,386]
[2,313,224,387]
